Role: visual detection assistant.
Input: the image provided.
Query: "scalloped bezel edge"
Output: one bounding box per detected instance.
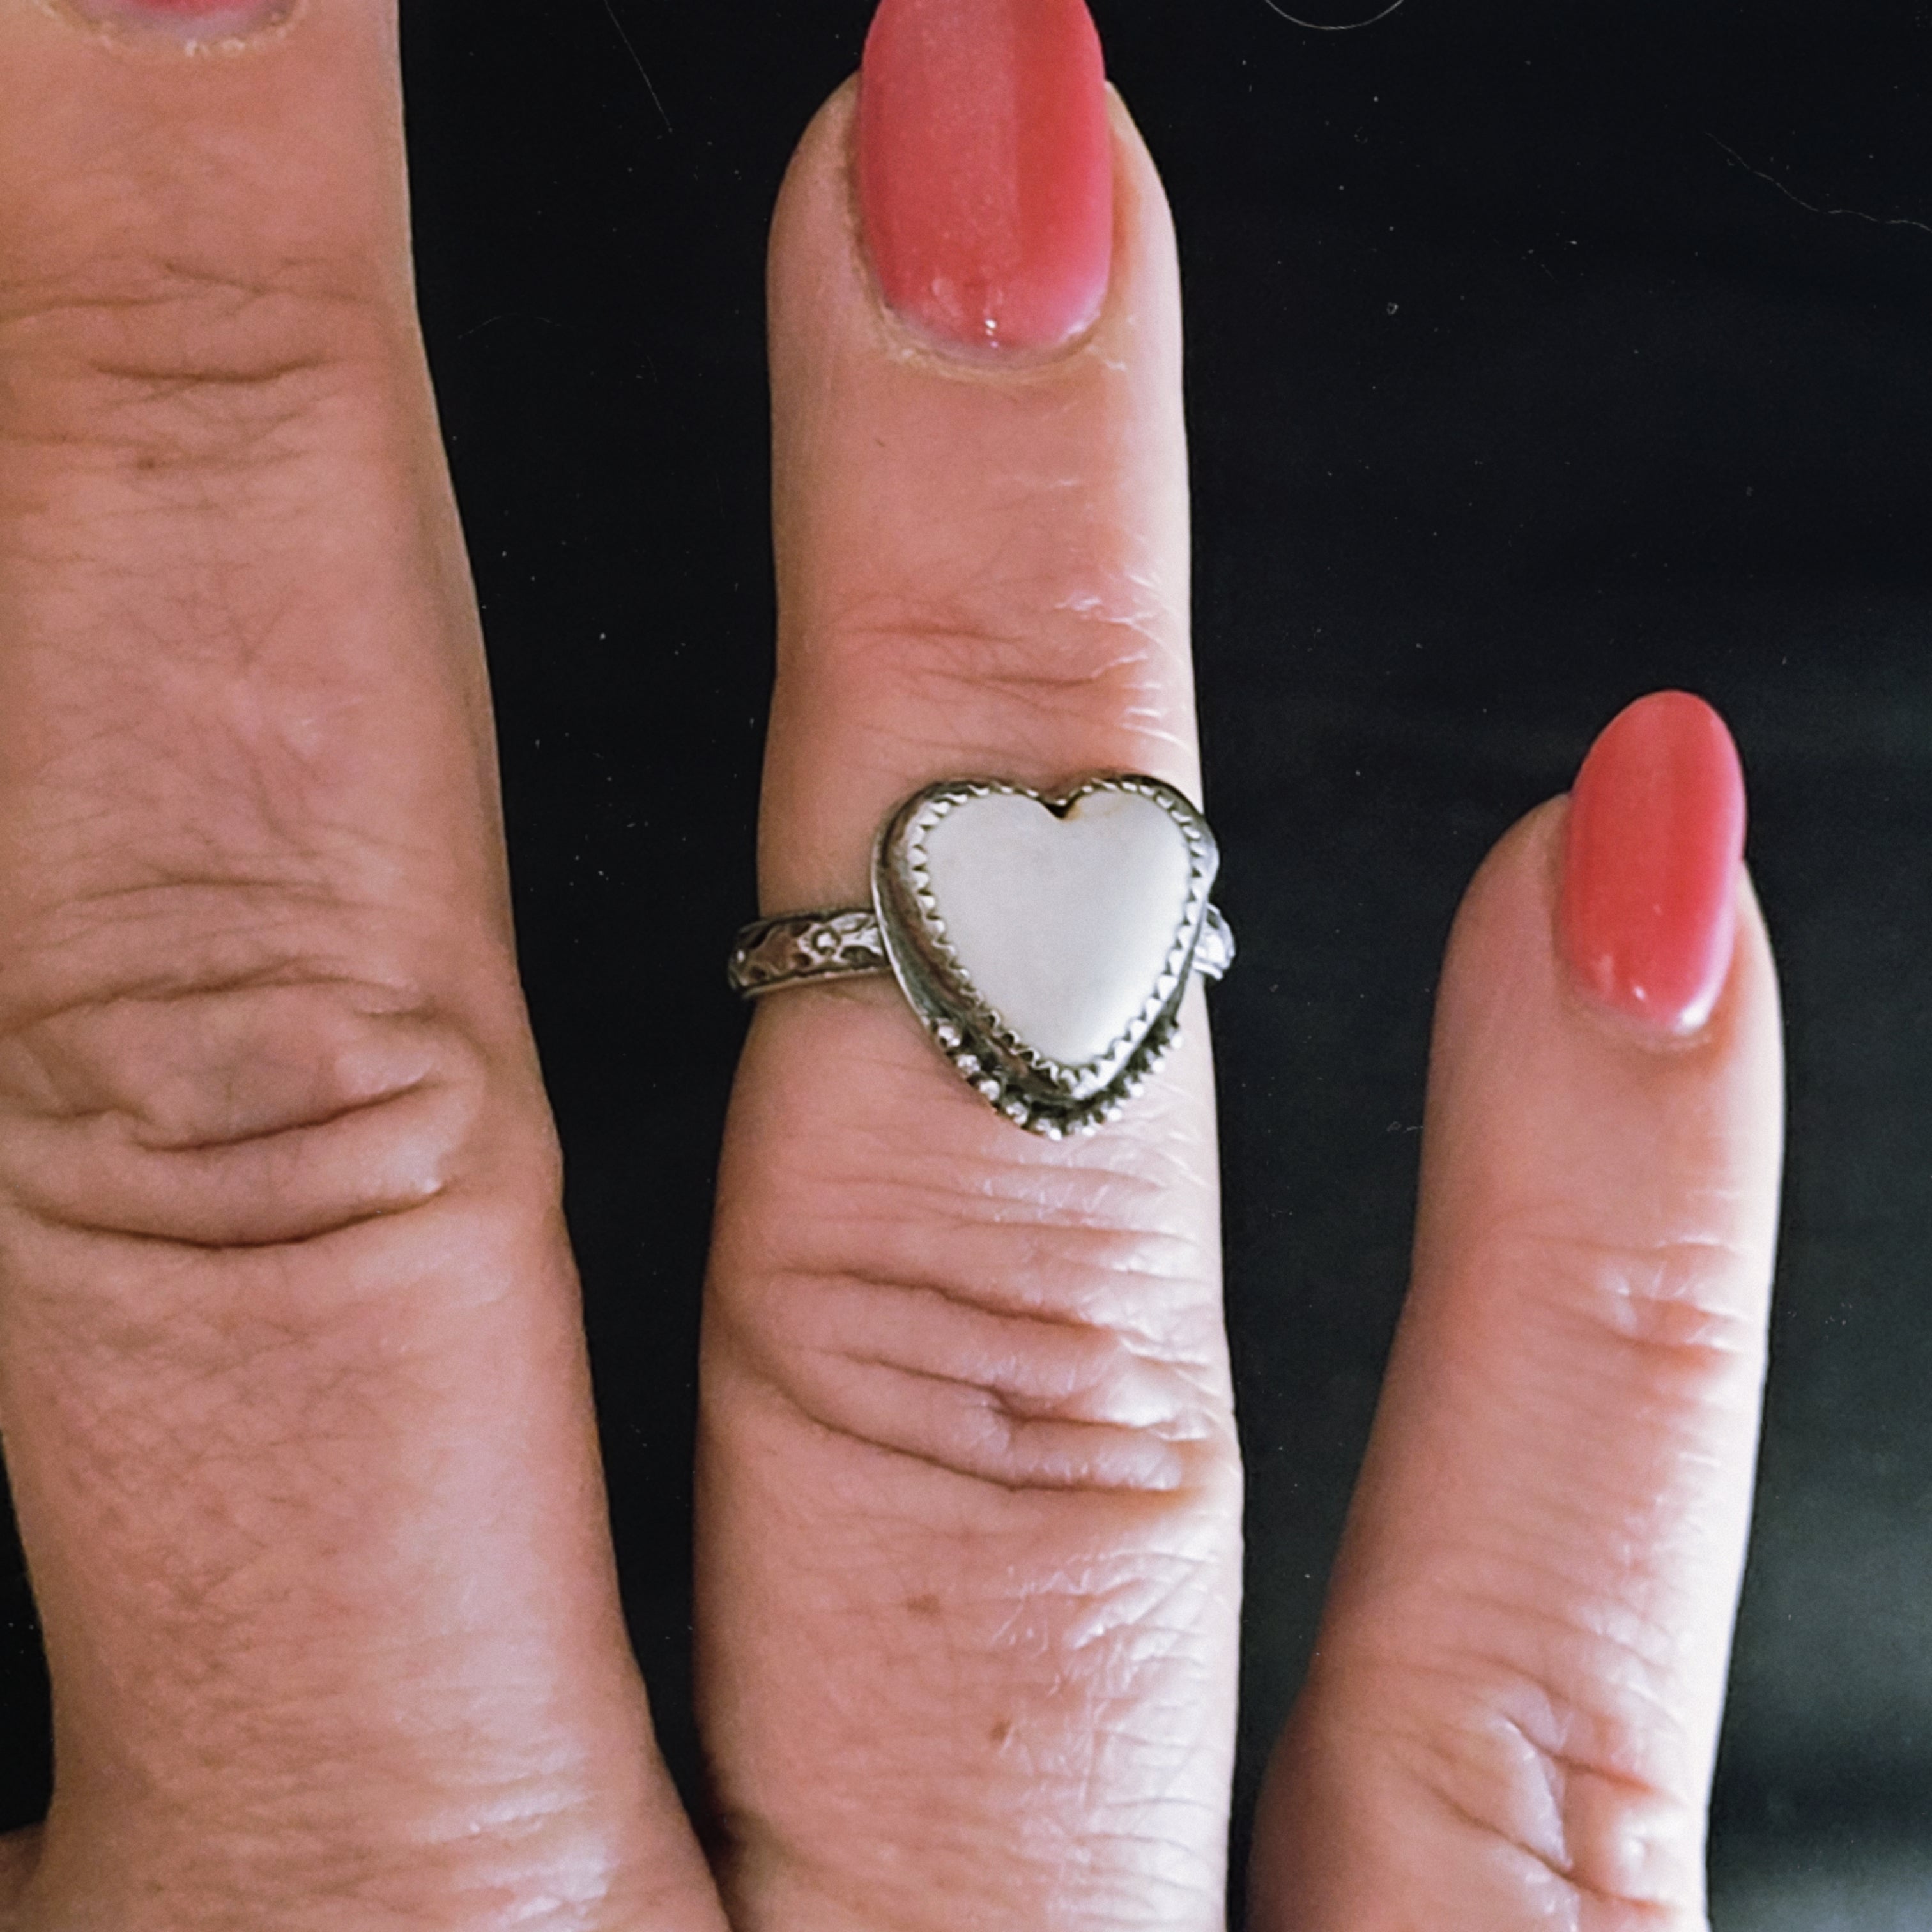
[871,774,1218,1136]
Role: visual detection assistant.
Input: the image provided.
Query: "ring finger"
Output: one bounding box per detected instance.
[694,4,1242,1927]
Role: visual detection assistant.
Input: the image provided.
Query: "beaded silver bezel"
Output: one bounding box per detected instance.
[871,774,1218,1137]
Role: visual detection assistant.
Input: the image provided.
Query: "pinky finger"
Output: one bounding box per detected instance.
[1252,694,1783,1928]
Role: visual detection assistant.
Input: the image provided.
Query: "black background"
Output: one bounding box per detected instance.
[3,2,1930,1922]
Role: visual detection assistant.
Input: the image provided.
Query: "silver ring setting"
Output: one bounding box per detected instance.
[728,774,1234,1135]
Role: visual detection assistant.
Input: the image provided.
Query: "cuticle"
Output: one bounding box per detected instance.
[1576,985,1723,1055]
[36,0,305,57]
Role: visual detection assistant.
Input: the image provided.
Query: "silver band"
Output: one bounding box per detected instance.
[729,901,1235,999]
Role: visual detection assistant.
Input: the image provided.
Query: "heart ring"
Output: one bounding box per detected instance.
[727,774,1232,1135]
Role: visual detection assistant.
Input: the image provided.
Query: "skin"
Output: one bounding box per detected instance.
[0,4,1782,1929]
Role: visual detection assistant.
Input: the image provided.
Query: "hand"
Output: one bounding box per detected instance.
[0,1,1781,1928]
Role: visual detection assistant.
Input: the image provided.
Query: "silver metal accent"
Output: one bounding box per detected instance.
[726,773,1233,1133]
[728,898,1232,999]
[726,908,887,994]
[1195,903,1235,980]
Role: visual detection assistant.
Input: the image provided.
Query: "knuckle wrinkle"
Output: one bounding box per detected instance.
[0,253,386,473]
[0,977,490,1250]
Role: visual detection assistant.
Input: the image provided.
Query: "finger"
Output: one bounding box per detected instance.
[0,4,719,1920]
[1250,695,1782,1928]
[694,8,1241,1929]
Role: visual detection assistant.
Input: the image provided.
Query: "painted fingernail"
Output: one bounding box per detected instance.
[1561,691,1747,1038]
[857,0,1114,355]
[52,0,296,45]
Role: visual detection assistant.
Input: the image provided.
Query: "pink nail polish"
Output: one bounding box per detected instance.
[1560,691,1747,1037]
[54,0,296,44]
[857,0,1114,354]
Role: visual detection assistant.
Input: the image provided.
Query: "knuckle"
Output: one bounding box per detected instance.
[742,1266,1211,1493]
[0,972,509,1250]
[1489,1214,1769,1384]
[1356,1652,1706,1920]
[818,580,1185,759]
[713,1117,1235,1498]
[0,250,387,474]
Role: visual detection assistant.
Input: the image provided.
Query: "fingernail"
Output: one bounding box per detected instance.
[1560,691,1747,1038]
[857,0,1114,355]
[51,0,296,45]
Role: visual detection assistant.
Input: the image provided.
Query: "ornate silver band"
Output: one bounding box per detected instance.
[729,901,1236,999]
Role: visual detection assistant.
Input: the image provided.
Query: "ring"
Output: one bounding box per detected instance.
[727,774,1234,1136]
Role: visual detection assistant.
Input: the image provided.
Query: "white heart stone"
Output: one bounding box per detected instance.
[916,788,1198,1068]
